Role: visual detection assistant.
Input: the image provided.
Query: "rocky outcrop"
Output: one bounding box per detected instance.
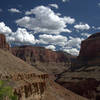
[0,34,10,50]
[11,46,72,74]
[78,32,100,65]
[2,73,48,100]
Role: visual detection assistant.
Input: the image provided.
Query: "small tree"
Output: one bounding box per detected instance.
[0,80,18,100]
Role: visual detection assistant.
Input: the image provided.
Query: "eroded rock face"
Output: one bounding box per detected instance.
[78,32,100,65]
[0,73,48,100]
[11,46,71,74]
[11,46,69,63]
[0,34,10,50]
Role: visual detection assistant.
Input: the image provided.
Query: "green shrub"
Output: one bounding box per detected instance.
[0,80,18,100]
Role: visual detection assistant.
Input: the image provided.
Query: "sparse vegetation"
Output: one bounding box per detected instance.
[0,80,18,100]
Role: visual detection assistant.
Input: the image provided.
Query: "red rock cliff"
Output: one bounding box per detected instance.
[78,32,100,65]
[11,46,69,63]
[11,46,71,74]
[0,34,10,50]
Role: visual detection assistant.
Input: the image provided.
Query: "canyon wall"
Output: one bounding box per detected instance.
[0,34,10,50]
[56,32,100,100]
[11,46,72,74]
[78,32,100,66]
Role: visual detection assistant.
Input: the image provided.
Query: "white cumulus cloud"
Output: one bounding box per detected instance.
[0,22,12,34]
[74,23,90,30]
[81,33,91,37]
[49,4,59,9]
[8,8,21,13]
[63,48,79,56]
[62,36,83,55]
[7,28,36,45]
[0,22,36,45]
[45,45,56,51]
[62,16,75,24]
[37,34,68,47]
[62,0,70,3]
[66,36,83,49]
[16,5,75,34]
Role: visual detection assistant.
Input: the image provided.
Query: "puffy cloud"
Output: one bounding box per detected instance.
[66,36,83,49]
[0,22,36,45]
[62,36,83,55]
[74,23,90,30]
[37,34,68,47]
[7,28,36,45]
[0,21,83,56]
[49,4,59,9]
[62,0,70,3]
[92,26,100,30]
[8,8,21,13]
[45,45,56,51]
[63,48,79,56]
[16,6,75,34]
[0,22,12,34]
[81,33,91,37]
[62,16,75,24]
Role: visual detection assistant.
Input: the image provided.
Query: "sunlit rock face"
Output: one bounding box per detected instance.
[11,46,73,74]
[11,46,68,63]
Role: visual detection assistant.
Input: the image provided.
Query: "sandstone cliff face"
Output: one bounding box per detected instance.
[11,46,68,63]
[11,46,71,74]
[0,34,10,50]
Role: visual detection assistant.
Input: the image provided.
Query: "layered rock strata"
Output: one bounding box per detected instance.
[11,46,72,74]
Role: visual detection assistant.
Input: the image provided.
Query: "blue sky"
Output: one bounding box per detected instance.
[0,0,100,55]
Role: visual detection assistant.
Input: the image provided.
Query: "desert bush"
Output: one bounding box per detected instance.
[0,80,18,100]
